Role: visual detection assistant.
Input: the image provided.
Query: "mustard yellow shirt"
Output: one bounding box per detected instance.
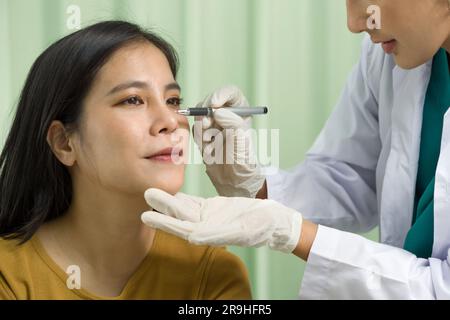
[0,230,252,300]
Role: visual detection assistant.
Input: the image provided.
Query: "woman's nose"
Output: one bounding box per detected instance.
[346,0,369,34]
[149,103,179,136]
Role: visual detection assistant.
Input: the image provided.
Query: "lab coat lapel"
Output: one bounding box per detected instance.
[380,62,431,248]
[433,112,450,259]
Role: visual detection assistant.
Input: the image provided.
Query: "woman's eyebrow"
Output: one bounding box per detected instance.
[106,81,149,96]
[165,82,181,92]
[106,81,181,96]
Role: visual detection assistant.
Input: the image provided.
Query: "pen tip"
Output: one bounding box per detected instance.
[176,109,189,116]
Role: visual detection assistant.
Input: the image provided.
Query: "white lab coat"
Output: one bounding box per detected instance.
[266,35,450,299]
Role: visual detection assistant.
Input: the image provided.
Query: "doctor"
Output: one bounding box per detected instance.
[141,0,450,299]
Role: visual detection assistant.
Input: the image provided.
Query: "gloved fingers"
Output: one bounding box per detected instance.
[193,117,218,151]
[213,108,247,129]
[210,85,249,109]
[202,126,222,143]
[193,116,213,131]
[201,141,213,164]
[141,211,195,240]
[174,192,205,207]
[144,188,198,221]
[202,117,213,129]
[189,224,244,247]
[202,140,227,165]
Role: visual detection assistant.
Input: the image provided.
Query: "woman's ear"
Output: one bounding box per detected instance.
[46,120,77,166]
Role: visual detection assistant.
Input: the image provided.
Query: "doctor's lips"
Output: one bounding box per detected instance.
[145,147,183,163]
[371,37,397,54]
[381,39,397,54]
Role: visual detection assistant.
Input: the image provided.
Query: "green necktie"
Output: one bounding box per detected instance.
[403,49,450,258]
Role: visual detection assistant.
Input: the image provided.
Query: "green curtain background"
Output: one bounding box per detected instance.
[0,0,377,299]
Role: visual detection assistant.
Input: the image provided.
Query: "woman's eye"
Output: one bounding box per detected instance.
[167,97,183,109]
[121,96,144,106]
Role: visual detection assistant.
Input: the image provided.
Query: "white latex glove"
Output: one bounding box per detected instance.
[194,85,266,198]
[141,188,303,253]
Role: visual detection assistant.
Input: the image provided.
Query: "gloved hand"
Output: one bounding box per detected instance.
[194,85,266,198]
[141,188,303,253]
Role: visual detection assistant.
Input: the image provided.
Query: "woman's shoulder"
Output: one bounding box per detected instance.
[0,236,40,281]
[0,236,34,263]
[0,236,38,299]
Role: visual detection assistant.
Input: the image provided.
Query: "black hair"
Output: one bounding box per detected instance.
[0,20,179,243]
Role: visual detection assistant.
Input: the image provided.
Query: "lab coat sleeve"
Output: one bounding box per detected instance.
[300,225,450,299]
[266,35,383,233]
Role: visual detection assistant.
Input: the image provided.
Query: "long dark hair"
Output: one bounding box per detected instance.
[0,21,179,243]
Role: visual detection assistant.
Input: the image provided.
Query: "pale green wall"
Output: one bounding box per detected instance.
[0,0,376,299]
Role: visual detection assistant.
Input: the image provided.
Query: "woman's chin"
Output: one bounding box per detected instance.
[138,166,185,195]
[142,178,184,196]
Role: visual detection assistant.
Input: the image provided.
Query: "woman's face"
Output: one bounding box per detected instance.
[346,0,450,69]
[71,42,189,196]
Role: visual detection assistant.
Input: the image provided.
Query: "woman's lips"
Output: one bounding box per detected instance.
[382,39,397,54]
[146,147,183,163]
[148,154,174,162]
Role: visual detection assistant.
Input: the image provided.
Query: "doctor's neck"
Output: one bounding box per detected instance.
[444,36,450,54]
